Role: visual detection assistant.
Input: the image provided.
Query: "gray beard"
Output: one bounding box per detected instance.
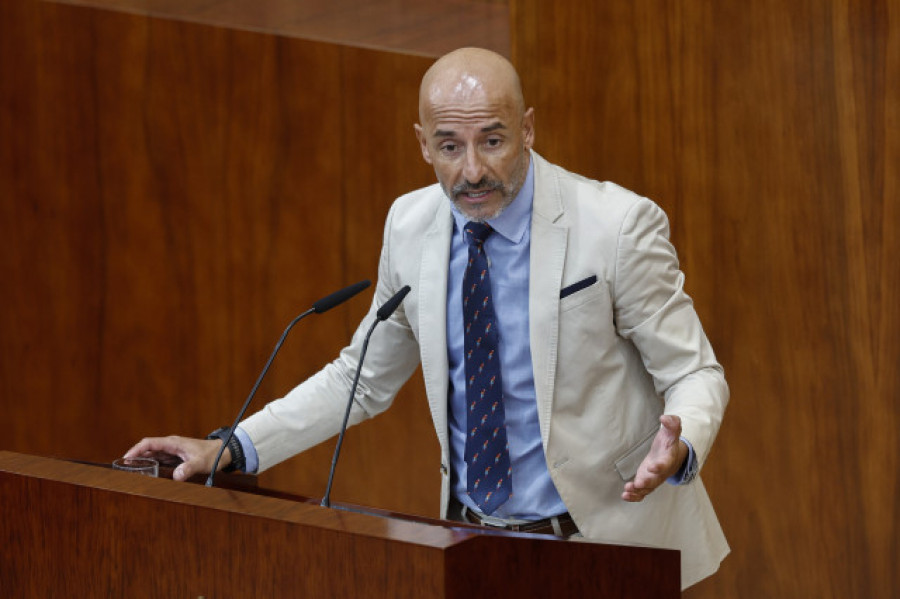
[445,154,529,222]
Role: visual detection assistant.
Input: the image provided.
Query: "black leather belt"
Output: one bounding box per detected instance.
[461,506,579,537]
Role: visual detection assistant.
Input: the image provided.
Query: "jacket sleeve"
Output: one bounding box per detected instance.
[239,203,422,473]
[612,197,729,469]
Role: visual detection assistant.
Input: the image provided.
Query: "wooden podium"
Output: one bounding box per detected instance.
[0,451,679,597]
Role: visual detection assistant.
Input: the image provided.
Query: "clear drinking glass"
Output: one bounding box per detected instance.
[112,457,159,477]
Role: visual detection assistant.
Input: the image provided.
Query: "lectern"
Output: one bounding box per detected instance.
[0,451,679,597]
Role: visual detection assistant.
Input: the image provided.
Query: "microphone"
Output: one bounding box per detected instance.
[313,279,372,314]
[375,285,410,321]
[321,285,411,507]
[206,279,371,487]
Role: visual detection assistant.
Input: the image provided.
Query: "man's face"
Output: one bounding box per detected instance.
[415,85,534,222]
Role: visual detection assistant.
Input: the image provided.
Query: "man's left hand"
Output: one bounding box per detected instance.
[621,415,688,502]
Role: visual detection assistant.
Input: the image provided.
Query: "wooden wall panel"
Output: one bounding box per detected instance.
[513,0,898,596]
[258,48,441,516]
[53,0,510,58]
[0,0,440,517]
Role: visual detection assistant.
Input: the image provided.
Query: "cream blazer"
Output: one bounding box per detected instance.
[242,152,730,588]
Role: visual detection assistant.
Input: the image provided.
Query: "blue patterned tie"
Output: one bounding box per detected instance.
[462,222,512,515]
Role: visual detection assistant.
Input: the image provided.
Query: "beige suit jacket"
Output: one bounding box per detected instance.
[242,152,730,588]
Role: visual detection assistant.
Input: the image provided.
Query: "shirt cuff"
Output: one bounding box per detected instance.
[667,436,698,485]
[234,426,259,474]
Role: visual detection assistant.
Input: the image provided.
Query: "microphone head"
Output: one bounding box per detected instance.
[312,280,371,314]
[376,285,411,321]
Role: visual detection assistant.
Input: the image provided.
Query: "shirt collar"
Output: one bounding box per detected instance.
[451,158,535,245]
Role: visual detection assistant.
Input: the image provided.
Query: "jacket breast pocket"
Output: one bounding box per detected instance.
[559,274,601,312]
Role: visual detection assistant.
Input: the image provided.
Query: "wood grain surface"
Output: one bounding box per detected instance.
[0,452,680,597]
[513,0,899,597]
[50,0,510,57]
[0,0,440,519]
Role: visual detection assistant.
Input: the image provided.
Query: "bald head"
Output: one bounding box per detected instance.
[418,48,525,124]
[414,48,535,221]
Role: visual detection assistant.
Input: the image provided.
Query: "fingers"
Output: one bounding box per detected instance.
[173,460,198,482]
[122,436,221,482]
[622,481,653,502]
[620,415,688,503]
[124,436,184,460]
[623,462,669,502]
[625,469,664,502]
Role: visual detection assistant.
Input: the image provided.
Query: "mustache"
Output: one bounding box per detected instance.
[451,178,504,196]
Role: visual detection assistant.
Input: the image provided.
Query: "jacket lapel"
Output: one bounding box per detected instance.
[417,200,454,453]
[528,153,568,445]
[416,153,566,452]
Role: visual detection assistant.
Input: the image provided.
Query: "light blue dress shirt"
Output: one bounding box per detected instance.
[445,160,568,520]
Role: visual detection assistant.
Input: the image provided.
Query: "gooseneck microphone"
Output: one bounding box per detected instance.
[312,280,373,314]
[321,285,411,507]
[206,279,371,487]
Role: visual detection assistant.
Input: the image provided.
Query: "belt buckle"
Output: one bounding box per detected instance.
[462,505,533,531]
[478,514,513,528]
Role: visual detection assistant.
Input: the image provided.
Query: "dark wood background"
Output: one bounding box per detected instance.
[1,0,896,596]
[512,1,898,596]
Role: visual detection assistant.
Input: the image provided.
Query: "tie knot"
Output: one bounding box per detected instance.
[464,222,493,246]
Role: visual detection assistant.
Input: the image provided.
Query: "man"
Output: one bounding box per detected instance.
[127,47,729,588]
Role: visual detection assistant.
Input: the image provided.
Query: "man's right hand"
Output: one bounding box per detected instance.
[123,436,228,481]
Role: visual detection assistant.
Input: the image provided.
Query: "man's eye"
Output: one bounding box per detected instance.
[486,138,503,148]
[440,143,459,153]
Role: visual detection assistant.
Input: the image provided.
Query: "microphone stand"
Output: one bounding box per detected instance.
[321,285,410,507]
[206,309,312,487]
[206,279,371,487]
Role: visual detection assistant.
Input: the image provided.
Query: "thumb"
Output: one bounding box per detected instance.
[173,461,196,482]
[659,414,682,437]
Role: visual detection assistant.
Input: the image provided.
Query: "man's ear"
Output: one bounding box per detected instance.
[414,124,433,164]
[522,107,535,151]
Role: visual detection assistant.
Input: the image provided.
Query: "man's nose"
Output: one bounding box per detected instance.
[462,147,486,184]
